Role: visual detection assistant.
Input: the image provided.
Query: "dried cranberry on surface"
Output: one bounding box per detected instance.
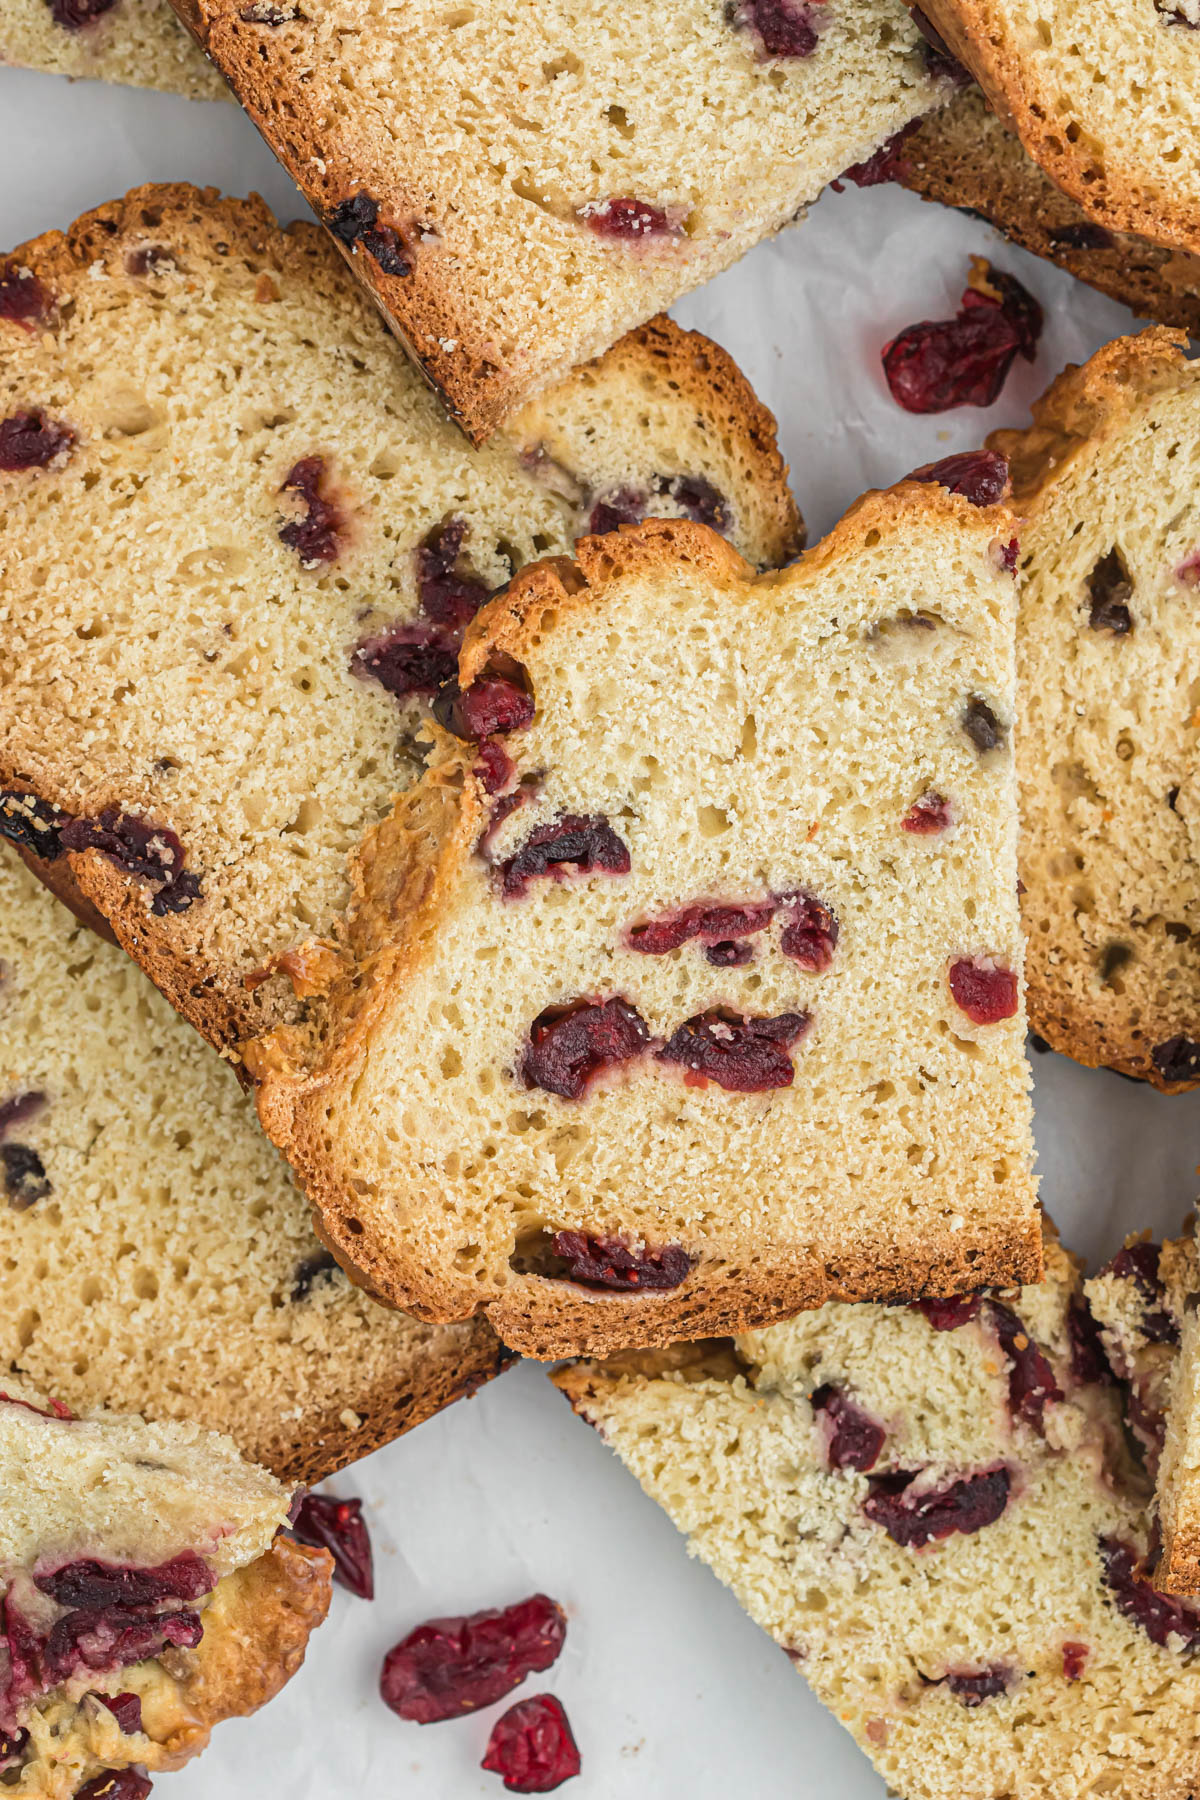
[352,626,457,701]
[290,1250,338,1301]
[74,1773,152,1800]
[705,938,754,966]
[0,1092,46,1141]
[549,1232,692,1292]
[482,1693,581,1793]
[40,1605,203,1685]
[626,899,776,956]
[288,1493,373,1599]
[658,1008,809,1092]
[660,473,729,531]
[0,267,47,329]
[909,448,1009,507]
[901,792,951,835]
[380,1594,566,1724]
[911,1294,981,1330]
[327,192,412,277]
[1100,1537,1200,1649]
[522,998,650,1100]
[735,0,824,57]
[435,670,535,741]
[948,957,1018,1025]
[586,487,646,535]
[883,263,1042,413]
[2,1144,51,1209]
[578,198,684,241]
[355,520,491,698]
[57,810,201,916]
[1086,549,1134,636]
[810,1384,886,1471]
[985,1301,1062,1430]
[1066,1298,1114,1385]
[863,1466,1010,1546]
[1099,1241,1178,1344]
[779,895,838,971]
[1152,1035,1200,1087]
[35,1555,214,1610]
[0,410,74,471]
[496,815,630,899]
[938,1666,1012,1706]
[908,4,971,80]
[961,695,1005,754]
[0,792,66,860]
[95,1692,143,1735]
[837,121,921,188]
[46,0,118,25]
[278,456,344,566]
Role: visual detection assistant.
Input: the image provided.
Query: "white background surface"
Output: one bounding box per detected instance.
[4,60,1200,1799]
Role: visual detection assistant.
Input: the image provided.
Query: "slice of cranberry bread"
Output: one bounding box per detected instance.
[0,844,510,1484]
[0,184,799,1062]
[169,0,949,442]
[986,331,1200,1089]
[912,0,1200,257]
[554,1230,1200,1800]
[247,479,1038,1358]
[0,1379,330,1800]
[0,0,223,99]
[885,89,1200,334]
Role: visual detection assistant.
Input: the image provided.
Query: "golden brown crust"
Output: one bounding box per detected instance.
[897,91,1200,334]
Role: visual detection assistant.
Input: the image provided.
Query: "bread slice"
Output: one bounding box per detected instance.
[0,1378,330,1799]
[0,0,224,98]
[247,482,1039,1358]
[0,843,510,1484]
[914,0,1200,257]
[168,0,947,441]
[891,89,1200,335]
[554,1228,1200,1800]
[987,330,1200,1089]
[0,182,799,1062]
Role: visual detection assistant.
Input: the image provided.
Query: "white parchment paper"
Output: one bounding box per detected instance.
[2,64,1199,1798]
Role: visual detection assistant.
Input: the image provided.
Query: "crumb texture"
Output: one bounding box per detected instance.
[0,0,225,98]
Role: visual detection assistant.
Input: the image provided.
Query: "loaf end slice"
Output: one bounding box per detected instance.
[0,0,225,98]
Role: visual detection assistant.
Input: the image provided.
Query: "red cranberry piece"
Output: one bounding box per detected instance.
[0,410,74,471]
[41,1606,203,1684]
[985,1301,1062,1431]
[2,1144,50,1209]
[1100,1537,1200,1649]
[902,791,951,834]
[657,1008,810,1092]
[1067,1298,1114,1385]
[47,0,118,24]
[863,1466,1010,1547]
[587,487,646,535]
[705,938,754,966]
[75,1774,152,1800]
[1100,1242,1178,1344]
[278,455,344,566]
[474,739,515,795]
[1152,1035,1200,1086]
[549,1232,692,1292]
[909,449,1010,507]
[58,810,201,915]
[481,1693,581,1793]
[0,1727,27,1766]
[883,265,1042,413]
[327,192,412,278]
[415,518,492,632]
[287,1493,373,1600]
[290,1249,338,1300]
[735,0,824,57]
[352,623,458,700]
[380,1594,566,1724]
[995,537,1020,575]
[779,895,838,971]
[497,815,630,899]
[0,1092,46,1141]
[522,998,650,1100]
[0,266,48,328]
[948,958,1018,1025]
[1061,1641,1089,1680]
[578,198,682,240]
[837,121,921,188]
[35,1555,214,1610]
[939,1666,1011,1705]
[911,1293,981,1330]
[1087,549,1133,635]
[435,671,535,741]
[95,1692,143,1734]
[626,899,777,956]
[658,473,729,532]
[810,1384,886,1471]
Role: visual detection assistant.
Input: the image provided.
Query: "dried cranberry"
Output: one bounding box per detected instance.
[47,0,117,24]
[578,198,682,240]
[288,1493,373,1600]
[2,1595,40,1722]
[883,265,1042,413]
[549,1232,692,1292]
[657,1008,809,1092]
[863,1466,1010,1547]
[327,192,412,278]
[2,1144,50,1208]
[911,1294,981,1330]
[0,1727,27,1765]
[909,5,971,80]
[522,998,650,1100]
[435,671,535,740]
[290,1250,338,1300]
[36,1555,214,1610]
[735,0,824,57]
[1049,221,1115,249]
[948,958,1018,1024]
[497,815,630,899]
[1087,549,1133,635]
[658,473,728,531]
[962,695,1005,753]
[626,899,776,956]
[0,791,66,860]
[985,1301,1062,1431]
[474,740,515,795]
[1100,1242,1178,1344]
[972,264,1041,358]
[1152,1035,1200,1086]
[482,1694,581,1793]
[939,1666,1012,1706]
[0,410,74,471]
[1061,1641,1088,1680]
[413,518,491,630]
[705,938,754,966]
[995,537,1019,575]
[75,1774,152,1800]
[0,1092,46,1141]
[1066,1298,1114,1385]
[779,895,838,971]
[0,267,47,328]
[902,792,951,834]
[810,1384,886,1471]
[41,1607,203,1684]
[95,1692,143,1734]
[909,449,1010,507]
[1100,1537,1200,1649]
[380,1594,566,1724]
[587,487,646,535]
[279,455,344,565]
[57,810,201,915]
[352,625,458,700]
[837,121,921,188]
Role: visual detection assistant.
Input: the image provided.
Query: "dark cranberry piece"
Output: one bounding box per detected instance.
[279,455,344,566]
[435,671,535,740]
[902,792,951,834]
[1152,1035,1200,1086]
[1087,549,1133,635]
[972,264,1042,357]
[0,1727,27,1766]
[36,1555,214,1610]
[705,939,754,966]
[327,192,412,278]
[352,625,458,700]
[579,198,681,240]
[550,1232,692,1292]
[949,958,1018,1025]
[2,1144,50,1209]
[41,1607,203,1684]
[996,537,1020,575]
[1100,1242,1178,1344]
[912,1293,981,1330]
[962,695,1005,753]
[75,1774,152,1800]
[940,1666,1012,1705]
[522,998,650,1101]
[586,487,645,535]
[657,1008,810,1092]
[985,1301,1062,1431]
[58,810,201,915]
[0,791,66,860]
[659,473,729,531]
[1061,1641,1089,1680]
[909,449,1010,507]
[863,1466,1010,1547]
[626,899,777,956]
[497,815,630,899]
[0,410,74,471]
[0,266,47,328]
[909,5,971,80]
[288,1492,373,1599]
[380,1594,566,1724]
[810,1384,886,1471]
[415,518,492,630]
[125,246,175,278]
[290,1250,338,1300]
[474,740,515,795]
[0,1092,46,1140]
[1067,1298,1114,1385]
[735,0,823,58]
[96,1692,143,1734]
[883,265,1042,413]
[482,1694,581,1793]
[1049,221,1115,249]
[837,121,921,188]
[1100,1537,1200,1648]
[47,0,118,25]
[779,895,838,971]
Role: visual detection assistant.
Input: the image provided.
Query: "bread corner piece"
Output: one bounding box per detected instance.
[0,0,225,99]
[989,328,1200,1090]
[246,480,1039,1359]
[0,1381,330,1799]
[553,1226,1200,1800]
